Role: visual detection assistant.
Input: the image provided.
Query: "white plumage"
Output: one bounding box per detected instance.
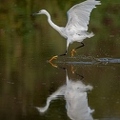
[34,0,101,61]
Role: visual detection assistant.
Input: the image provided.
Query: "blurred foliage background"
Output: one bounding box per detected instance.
[0,0,120,119]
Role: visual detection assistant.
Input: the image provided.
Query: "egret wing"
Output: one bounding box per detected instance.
[65,0,101,32]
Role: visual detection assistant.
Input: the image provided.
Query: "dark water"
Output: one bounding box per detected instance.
[0,0,120,120]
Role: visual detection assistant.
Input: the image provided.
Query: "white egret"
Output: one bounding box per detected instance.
[33,0,101,62]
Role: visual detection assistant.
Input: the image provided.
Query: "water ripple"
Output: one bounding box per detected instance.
[57,57,120,65]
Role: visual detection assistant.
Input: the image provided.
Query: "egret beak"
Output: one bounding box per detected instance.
[32,12,41,16]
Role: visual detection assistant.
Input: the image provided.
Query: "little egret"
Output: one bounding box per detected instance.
[33,0,101,62]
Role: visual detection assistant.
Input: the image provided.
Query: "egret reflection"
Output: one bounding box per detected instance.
[36,67,94,120]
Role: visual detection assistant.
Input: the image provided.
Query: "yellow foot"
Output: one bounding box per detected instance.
[71,49,76,57]
[48,55,58,68]
[71,65,76,74]
[48,55,58,63]
[49,61,58,68]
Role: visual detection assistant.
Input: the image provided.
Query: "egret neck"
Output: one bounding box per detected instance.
[45,11,61,34]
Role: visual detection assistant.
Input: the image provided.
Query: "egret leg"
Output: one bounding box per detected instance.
[59,50,67,56]
[71,49,77,57]
[48,55,58,63]
[48,50,67,62]
[49,60,58,68]
[71,42,84,57]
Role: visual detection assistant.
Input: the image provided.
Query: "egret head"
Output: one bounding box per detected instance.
[33,9,48,15]
[39,9,47,14]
